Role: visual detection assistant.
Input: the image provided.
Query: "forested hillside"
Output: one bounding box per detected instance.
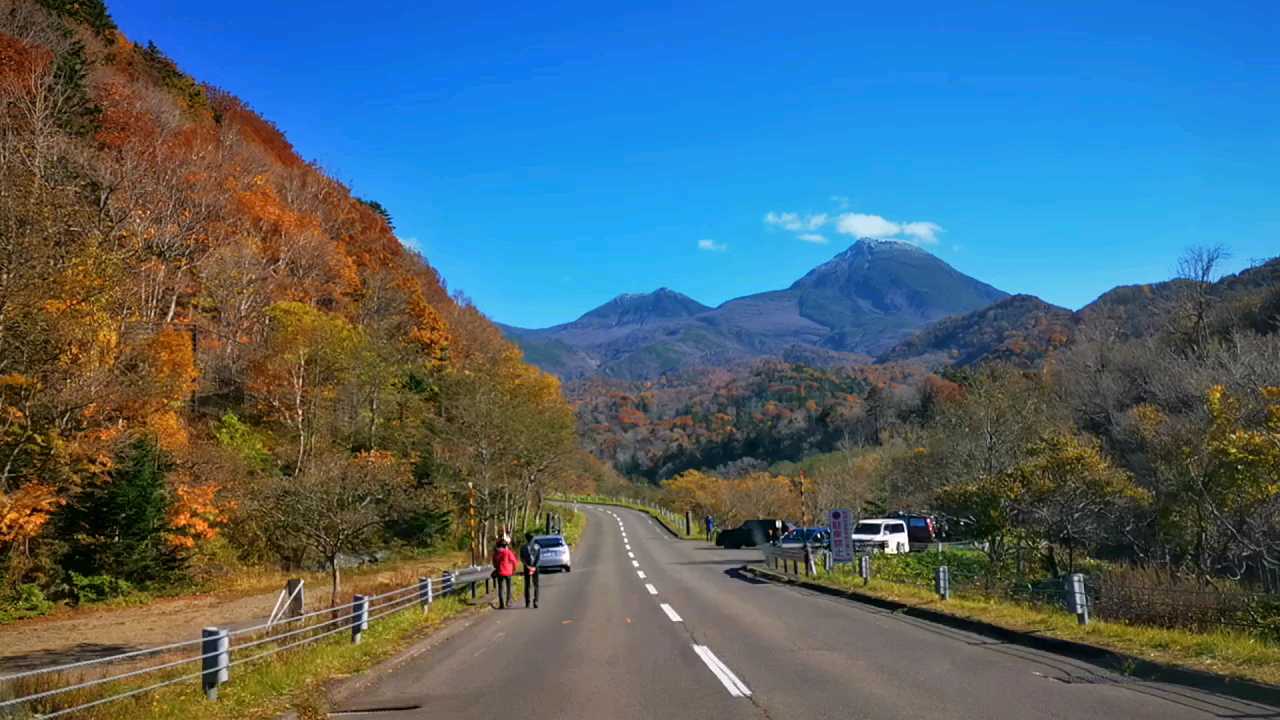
[0,0,594,610]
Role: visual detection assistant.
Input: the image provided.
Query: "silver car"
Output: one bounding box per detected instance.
[533,534,571,572]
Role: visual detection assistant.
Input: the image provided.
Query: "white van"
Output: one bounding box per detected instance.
[848,518,911,554]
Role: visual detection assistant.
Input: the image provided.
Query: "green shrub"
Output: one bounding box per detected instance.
[0,584,57,623]
[67,573,134,605]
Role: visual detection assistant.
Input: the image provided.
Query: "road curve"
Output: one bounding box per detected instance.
[329,505,1279,719]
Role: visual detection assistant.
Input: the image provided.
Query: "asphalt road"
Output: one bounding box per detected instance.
[329,506,1279,719]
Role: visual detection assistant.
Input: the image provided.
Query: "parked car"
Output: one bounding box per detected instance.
[716,519,790,549]
[887,512,941,544]
[533,534,571,572]
[848,518,910,554]
[776,527,831,549]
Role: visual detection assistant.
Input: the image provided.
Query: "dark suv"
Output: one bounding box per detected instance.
[715,519,789,549]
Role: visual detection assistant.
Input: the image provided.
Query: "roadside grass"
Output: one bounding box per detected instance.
[0,591,473,720]
[791,566,1280,687]
[554,494,699,540]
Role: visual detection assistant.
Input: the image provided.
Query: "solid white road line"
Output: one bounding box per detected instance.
[632,560,640,567]
[692,645,751,697]
[659,603,683,622]
[645,583,658,595]
[637,570,646,579]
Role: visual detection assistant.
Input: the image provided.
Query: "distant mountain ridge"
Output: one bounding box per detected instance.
[502,239,1009,378]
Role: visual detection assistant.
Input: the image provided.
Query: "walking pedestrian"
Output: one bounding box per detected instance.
[704,514,714,542]
[520,532,542,608]
[491,538,517,608]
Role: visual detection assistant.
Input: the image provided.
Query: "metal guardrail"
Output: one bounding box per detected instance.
[0,565,493,719]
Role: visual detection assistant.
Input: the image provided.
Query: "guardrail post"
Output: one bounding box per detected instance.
[824,550,833,574]
[471,580,477,600]
[804,545,815,576]
[935,565,950,600]
[418,576,433,613]
[351,595,369,644]
[1065,573,1089,625]
[201,627,228,701]
[859,555,871,586]
[443,570,454,595]
[285,578,304,619]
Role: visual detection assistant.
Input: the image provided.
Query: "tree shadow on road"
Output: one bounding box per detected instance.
[0,643,141,674]
[722,567,769,585]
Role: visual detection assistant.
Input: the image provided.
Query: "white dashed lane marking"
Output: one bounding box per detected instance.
[632,560,640,567]
[659,603,683,622]
[645,583,658,595]
[637,570,646,579]
[692,645,752,697]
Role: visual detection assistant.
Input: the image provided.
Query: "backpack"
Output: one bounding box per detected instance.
[522,541,541,567]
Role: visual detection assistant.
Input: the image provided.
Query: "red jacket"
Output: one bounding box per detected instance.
[493,546,518,577]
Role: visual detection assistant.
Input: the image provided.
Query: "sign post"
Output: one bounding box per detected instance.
[829,509,853,564]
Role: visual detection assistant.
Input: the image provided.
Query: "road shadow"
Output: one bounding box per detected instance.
[674,559,761,567]
[723,567,769,585]
[0,643,141,674]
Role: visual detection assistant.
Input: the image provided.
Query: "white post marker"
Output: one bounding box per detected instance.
[692,645,751,697]
[645,583,658,595]
[659,603,683,622]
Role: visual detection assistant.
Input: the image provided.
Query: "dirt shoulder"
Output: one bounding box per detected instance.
[0,551,468,675]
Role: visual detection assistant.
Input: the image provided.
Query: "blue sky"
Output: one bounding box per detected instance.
[110,1,1279,328]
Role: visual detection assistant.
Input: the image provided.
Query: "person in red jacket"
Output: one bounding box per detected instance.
[491,539,518,608]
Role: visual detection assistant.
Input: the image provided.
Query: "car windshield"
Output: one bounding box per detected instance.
[853,522,882,535]
[535,537,564,548]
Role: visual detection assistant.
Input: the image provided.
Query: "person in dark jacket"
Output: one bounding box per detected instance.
[492,539,518,608]
[704,515,715,542]
[519,532,542,608]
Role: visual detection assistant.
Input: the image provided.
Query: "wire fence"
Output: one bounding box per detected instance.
[759,544,1280,638]
[0,565,492,720]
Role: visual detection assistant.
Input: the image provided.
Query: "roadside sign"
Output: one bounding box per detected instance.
[829,509,853,562]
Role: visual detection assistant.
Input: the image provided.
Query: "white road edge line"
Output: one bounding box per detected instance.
[692,644,751,697]
[659,603,683,622]
[637,570,646,579]
[645,583,658,595]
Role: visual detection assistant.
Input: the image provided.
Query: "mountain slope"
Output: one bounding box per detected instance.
[503,240,1009,379]
[878,294,1074,368]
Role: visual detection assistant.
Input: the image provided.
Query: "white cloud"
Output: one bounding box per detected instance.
[835,213,901,239]
[767,204,944,247]
[835,213,943,246]
[901,221,942,245]
[764,211,828,232]
[697,238,727,252]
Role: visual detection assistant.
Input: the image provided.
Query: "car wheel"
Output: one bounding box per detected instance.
[564,565,571,573]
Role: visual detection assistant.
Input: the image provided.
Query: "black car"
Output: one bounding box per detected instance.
[715,519,789,549]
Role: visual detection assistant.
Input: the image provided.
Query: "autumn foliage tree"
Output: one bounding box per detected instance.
[0,0,590,611]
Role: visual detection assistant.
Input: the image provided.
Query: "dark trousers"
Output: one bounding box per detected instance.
[524,568,539,607]
[496,575,512,607]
